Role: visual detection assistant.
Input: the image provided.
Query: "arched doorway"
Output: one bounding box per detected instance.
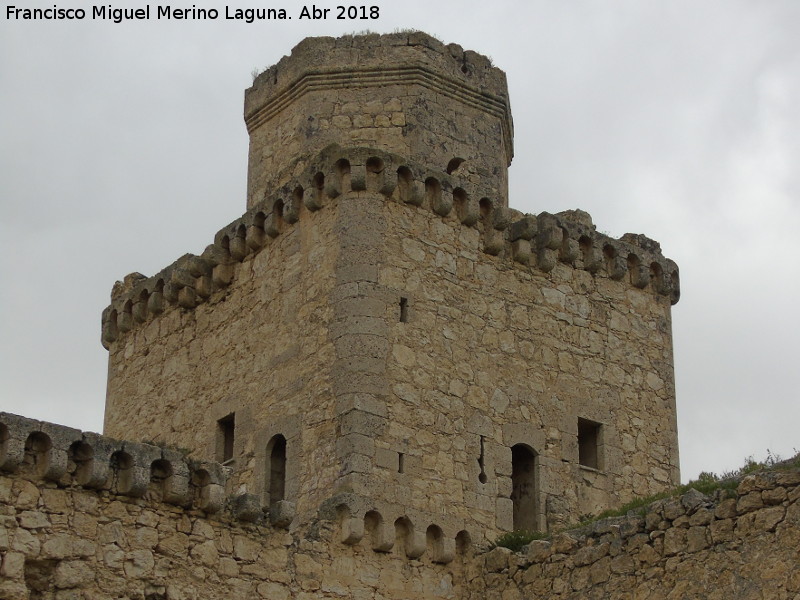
[510,444,538,531]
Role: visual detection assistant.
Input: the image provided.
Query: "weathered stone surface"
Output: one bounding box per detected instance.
[610,553,635,574]
[551,533,581,554]
[17,511,50,530]
[524,540,551,563]
[688,507,713,526]
[737,491,765,513]
[715,498,737,519]
[762,486,787,505]
[54,560,94,589]
[680,488,707,513]
[23,27,800,600]
[190,541,219,568]
[663,499,685,521]
[485,547,512,572]
[573,542,610,566]
[753,505,785,532]
[686,526,709,552]
[477,477,799,598]
[0,551,25,579]
[709,518,735,544]
[662,527,686,556]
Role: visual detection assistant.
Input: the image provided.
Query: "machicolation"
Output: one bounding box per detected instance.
[101,144,679,346]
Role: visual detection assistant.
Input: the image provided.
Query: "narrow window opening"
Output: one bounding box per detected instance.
[397,452,405,473]
[217,414,235,465]
[268,434,287,506]
[511,444,538,532]
[399,297,409,323]
[578,418,602,470]
[477,436,488,484]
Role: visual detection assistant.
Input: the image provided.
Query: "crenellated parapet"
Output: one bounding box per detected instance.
[0,412,295,528]
[319,493,474,564]
[245,32,510,143]
[101,144,680,349]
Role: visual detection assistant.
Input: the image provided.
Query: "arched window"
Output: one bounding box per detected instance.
[510,444,538,532]
[267,434,287,506]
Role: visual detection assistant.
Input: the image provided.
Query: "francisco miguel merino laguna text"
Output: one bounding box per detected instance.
[5,4,380,23]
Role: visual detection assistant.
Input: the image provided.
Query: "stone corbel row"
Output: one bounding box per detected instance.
[100,210,281,348]
[297,146,679,304]
[300,145,512,256]
[319,493,472,564]
[100,145,508,347]
[0,412,295,528]
[101,253,223,348]
[508,212,680,305]
[101,145,681,348]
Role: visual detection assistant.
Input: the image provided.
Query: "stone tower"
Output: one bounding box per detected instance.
[101,32,680,546]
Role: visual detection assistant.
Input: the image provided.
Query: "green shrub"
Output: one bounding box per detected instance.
[488,451,799,553]
[492,530,547,552]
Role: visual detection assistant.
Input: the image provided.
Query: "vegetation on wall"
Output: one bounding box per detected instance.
[494,450,800,551]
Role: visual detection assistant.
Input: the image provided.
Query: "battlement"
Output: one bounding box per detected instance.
[101,144,679,347]
[0,412,471,565]
[0,412,289,525]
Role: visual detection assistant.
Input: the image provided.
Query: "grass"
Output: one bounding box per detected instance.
[493,450,799,551]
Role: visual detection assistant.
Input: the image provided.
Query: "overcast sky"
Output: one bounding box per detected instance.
[1,0,798,483]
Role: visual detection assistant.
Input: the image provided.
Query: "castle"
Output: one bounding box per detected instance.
[3,32,793,600]
[101,31,681,543]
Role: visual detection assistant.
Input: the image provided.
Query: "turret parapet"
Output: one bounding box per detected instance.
[0,412,294,528]
[244,31,513,208]
[246,32,508,132]
[101,144,680,349]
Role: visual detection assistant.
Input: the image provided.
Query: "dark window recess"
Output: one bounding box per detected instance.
[578,418,602,469]
[217,414,235,464]
[269,434,287,506]
[511,444,538,532]
[399,297,409,323]
[398,452,405,473]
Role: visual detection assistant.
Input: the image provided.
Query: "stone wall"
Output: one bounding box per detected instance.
[101,179,342,520]
[99,142,681,540]
[374,173,680,537]
[471,468,800,599]
[0,468,468,600]
[0,412,470,600]
[1,412,797,599]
